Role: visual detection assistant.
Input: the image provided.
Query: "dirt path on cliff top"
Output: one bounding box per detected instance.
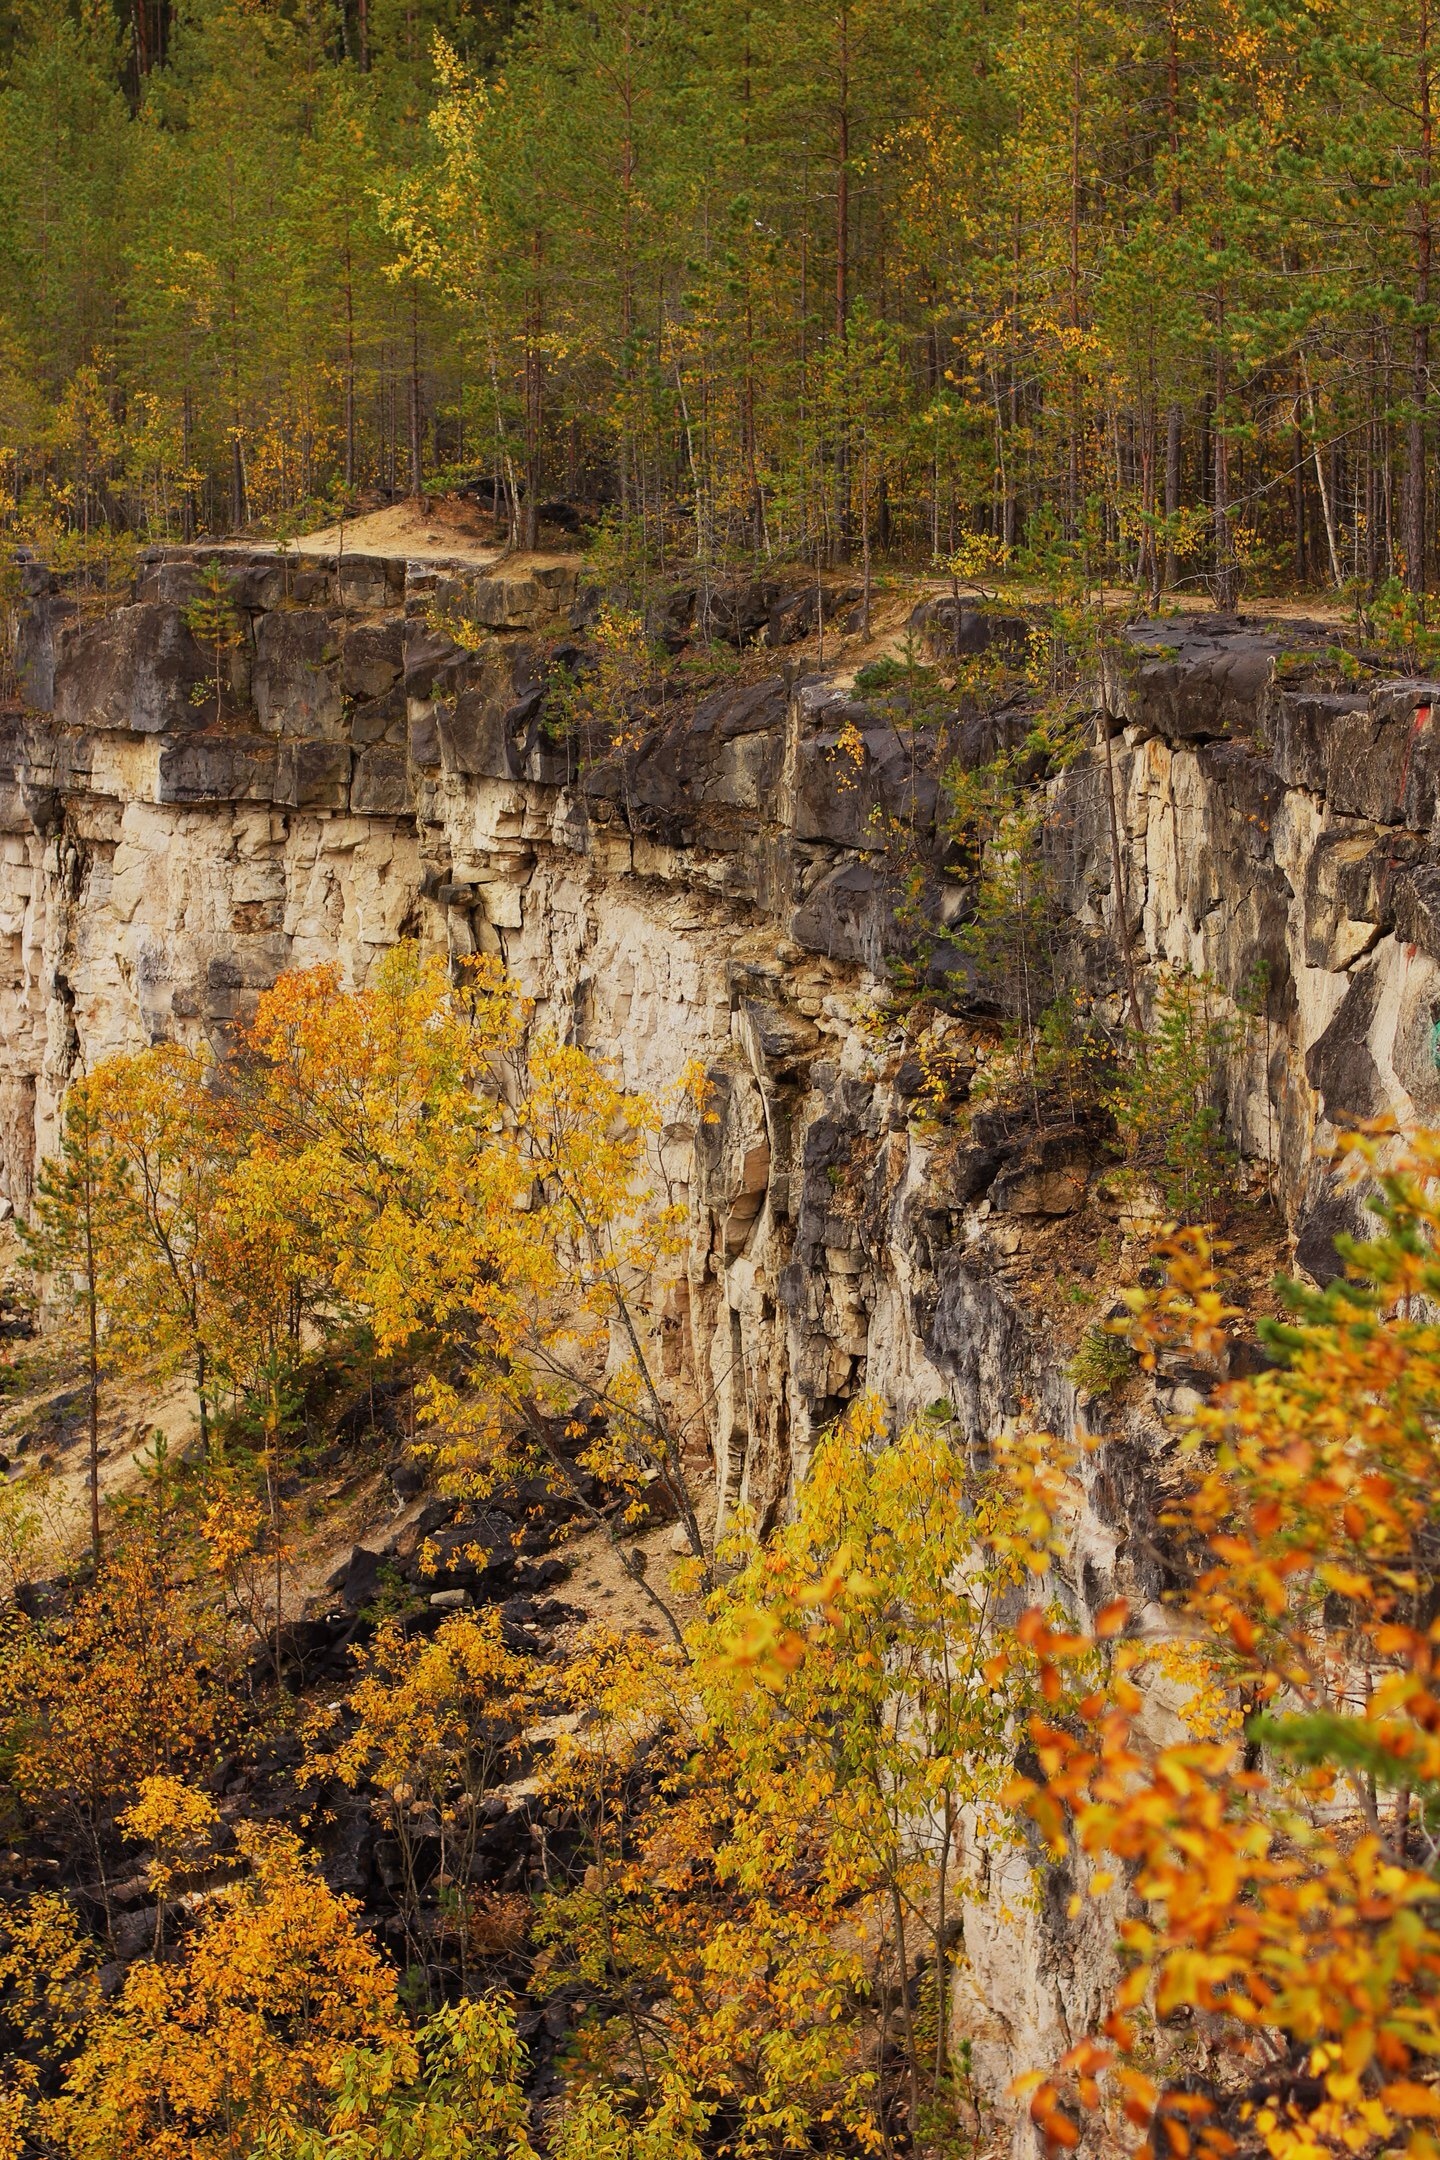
[295,497,576,571]
[293,500,1360,634]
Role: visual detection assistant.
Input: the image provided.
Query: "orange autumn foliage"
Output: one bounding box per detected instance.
[43,1826,406,2160]
[0,1493,226,1834]
[1005,1132,1440,2160]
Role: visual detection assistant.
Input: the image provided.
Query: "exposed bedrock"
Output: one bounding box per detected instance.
[0,556,1432,2111]
[3,562,1435,1509]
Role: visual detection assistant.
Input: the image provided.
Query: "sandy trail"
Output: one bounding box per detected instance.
[293,498,580,573]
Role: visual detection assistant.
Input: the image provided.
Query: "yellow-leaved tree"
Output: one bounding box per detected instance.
[232,945,706,1641]
[85,1042,231,1452]
[17,1071,130,1568]
[530,1399,1051,2155]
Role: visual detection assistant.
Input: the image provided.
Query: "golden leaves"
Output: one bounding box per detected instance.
[1006,1136,1440,2160]
[22,1828,406,2159]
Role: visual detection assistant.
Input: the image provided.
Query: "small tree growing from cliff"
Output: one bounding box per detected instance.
[183,558,242,715]
[954,797,1060,1119]
[546,604,658,771]
[1106,967,1241,1221]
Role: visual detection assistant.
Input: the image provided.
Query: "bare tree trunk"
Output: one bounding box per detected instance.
[230,431,246,533]
[83,1187,101,1573]
[182,385,194,543]
[344,243,357,493]
[1213,324,1237,611]
[1405,0,1434,597]
[1163,405,1181,590]
[408,292,423,499]
[833,1,851,562]
[1300,353,1343,588]
[524,239,543,552]
[1293,368,1307,585]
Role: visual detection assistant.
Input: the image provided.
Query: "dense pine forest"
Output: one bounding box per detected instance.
[3,0,1440,599]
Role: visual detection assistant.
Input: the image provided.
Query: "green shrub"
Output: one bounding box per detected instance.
[854,654,909,692]
[1106,968,1241,1222]
[1067,1322,1133,1396]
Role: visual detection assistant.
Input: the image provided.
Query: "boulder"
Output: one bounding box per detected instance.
[330,1544,383,1612]
[990,1129,1094,1216]
[700,578,780,647]
[766,584,861,646]
[909,596,1028,664]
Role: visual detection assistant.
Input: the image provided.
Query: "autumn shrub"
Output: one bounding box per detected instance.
[1066,1317,1132,1396]
[0,1451,236,1864]
[999,1133,1440,2160]
[306,1610,539,1994]
[256,1995,537,2159]
[0,1825,406,2160]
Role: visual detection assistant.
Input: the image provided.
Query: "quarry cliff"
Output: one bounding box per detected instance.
[2,544,1436,2106]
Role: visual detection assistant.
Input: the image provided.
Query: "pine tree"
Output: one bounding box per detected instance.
[17,1076,127,1569]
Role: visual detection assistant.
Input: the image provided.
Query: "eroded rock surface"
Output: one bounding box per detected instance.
[3,567,1432,1555]
[1,559,1433,2122]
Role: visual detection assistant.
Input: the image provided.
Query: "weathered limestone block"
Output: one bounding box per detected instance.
[352,746,413,816]
[334,554,405,613]
[466,563,580,629]
[14,568,77,712]
[253,610,343,737]
[342,618,404,699]
[55,603,210,734]
[157,737,279,804]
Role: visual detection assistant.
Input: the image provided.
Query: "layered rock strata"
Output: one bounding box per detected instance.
[1,552,1435,2108]
[4,559,1438,1478]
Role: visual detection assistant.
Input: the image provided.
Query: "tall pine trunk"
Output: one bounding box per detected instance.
[1405,0,1434,596]
[408,291,423,499]
[1214,325,1237,612]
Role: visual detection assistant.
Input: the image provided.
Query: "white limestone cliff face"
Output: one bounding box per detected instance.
[1,552,1435,2129]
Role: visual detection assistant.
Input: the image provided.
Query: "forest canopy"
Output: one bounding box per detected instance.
[1,0,1438,599]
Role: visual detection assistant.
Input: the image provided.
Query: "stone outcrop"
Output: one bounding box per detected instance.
[2,553,1435,2121]
[1083,615,1440,1271]
[2,559,1432,1524]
